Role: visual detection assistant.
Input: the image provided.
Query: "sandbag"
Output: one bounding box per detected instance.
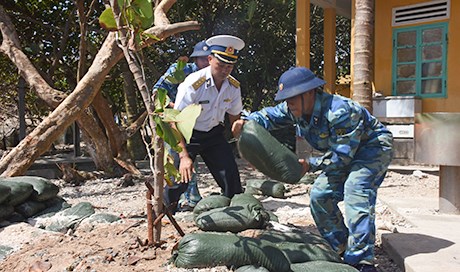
[1,180,34,206]
[15,200,47,218]
[291,261,359,272]
[238,120,303,184]
[0,204,14,220]
[269,124,296,152]
[194,205,270,233]
[235,265,270,272]
[0,245,14,261]
[230,193,264,210]
[256,229,331,245]
[193,195,231,218]
[173,232,291,272]
[6,176,59,201]
[0,184,11,204]
[251,230,341,263]
[45,202,95,232]
[245,179,286,198]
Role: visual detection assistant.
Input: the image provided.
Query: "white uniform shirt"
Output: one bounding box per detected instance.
[174,66,243,132]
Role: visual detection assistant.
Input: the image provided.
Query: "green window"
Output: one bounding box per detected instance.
[392,22,448,98]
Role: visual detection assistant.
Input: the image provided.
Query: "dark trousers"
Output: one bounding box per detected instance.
[164,125,242,210]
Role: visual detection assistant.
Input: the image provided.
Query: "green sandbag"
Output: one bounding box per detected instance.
[238,120,303,184]
[256,229,331,244]
[269,124,296,152]
[193,195,231,218]
[0,245,14,261]
[0,204,14,220]
[0,184,11,204]
[235,265,270,272]
[276,241,341,263]
[254,230,342,263]
[230,193,264,210]
[194,205,270,233]
[5,176,59,201]
[15,200,47,218]
[1,180,34,206]
[245,179,286,198]
[291,261,359,272]
[173,232,291,272]
[46,202,95,232]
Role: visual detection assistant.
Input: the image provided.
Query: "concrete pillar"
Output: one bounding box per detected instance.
[350,0,356,97]
[439,165,460,214]
[296,0,310,67]
[324,7,337,94]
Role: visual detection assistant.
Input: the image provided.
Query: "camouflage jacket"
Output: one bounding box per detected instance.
[245,91,393,173]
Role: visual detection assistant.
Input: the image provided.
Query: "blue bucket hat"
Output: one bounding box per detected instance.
[275,67,326,101]
[190,41,211,58]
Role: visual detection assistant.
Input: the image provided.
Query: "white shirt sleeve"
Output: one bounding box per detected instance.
[174,81,195,111]
[226,87,243,116]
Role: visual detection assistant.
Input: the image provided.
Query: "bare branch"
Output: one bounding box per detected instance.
[154,0,176,26]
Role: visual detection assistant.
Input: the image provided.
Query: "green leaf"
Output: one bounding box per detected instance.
[176,59,187,71]
[99,8,118,31]
[154,88,168,112]
[163,108,181,122]
[154,115,164,138]
[132,0,154,29]
[175,104,201,144]
[165,59,188,84]
[164,161,179,186]
[155,116,181,148]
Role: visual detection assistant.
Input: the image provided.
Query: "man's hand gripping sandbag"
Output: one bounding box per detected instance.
[237,120,303,184]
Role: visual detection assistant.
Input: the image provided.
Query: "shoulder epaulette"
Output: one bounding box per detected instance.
[192,76,206,90]
[227,75,240,88]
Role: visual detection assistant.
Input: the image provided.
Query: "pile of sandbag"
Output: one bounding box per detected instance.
[0,176,61,220]
[171,193,358,271]
[0,176,120,233]
[193,194,274,233]
[172,229,357,271]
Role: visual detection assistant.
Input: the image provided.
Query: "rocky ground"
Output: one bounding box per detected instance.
[0,158,439,272]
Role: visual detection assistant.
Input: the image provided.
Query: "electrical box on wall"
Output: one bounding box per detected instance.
[373,96,422,118]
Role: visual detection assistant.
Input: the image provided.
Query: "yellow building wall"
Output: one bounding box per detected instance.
[374,0,460,113]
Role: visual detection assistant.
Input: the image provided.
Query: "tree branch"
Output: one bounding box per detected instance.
[154,0,176,26]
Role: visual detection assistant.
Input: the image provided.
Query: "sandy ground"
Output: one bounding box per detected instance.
[0,158,439,272]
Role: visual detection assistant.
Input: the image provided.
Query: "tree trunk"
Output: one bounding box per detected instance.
[109,0,166,243]
[0,3,199,177]
[121,60,147,160]
[352,0,374,112]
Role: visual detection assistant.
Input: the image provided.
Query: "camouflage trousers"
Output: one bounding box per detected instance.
[169,149,202,208]
[178,161,202,208]
[310,144,393,266]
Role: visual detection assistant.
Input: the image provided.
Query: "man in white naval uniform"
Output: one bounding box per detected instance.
[164,35,245,212]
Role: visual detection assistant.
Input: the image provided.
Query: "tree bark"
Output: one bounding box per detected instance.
[0,4,120,175]
[352,0,374,112]
[0,2,200,176]
[121,60,147,160]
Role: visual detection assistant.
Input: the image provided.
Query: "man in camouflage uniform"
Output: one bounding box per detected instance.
[232,67,393,272]
[153,41,210,211]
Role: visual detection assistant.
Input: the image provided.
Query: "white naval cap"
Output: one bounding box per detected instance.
[206,35,245,64]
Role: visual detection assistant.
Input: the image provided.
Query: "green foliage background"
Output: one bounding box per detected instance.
[0,0,350,135]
